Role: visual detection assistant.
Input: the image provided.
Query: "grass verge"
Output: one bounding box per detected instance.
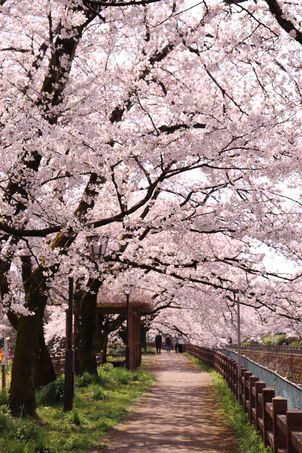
[0,363,154,453]
[185,353,272,453]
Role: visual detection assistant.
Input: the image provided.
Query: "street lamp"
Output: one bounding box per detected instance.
[87,235,109,261]
[1,337,10,389]
[64,276,74,411]
[63,234,108,412]
[124,283,133,370]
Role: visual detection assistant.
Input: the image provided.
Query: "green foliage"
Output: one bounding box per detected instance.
[76,372,100,388]
[0,415,52,453]
[34,446,56,453]
[0,365,154,453]
[211,373,272,453]
[242,338,258,345]
[37,377,65,405]
[0,389,8,406]
[261,334,287,345]
[61,434,88,451]
[91,385,110,401]
[35,365,154,452]
[143,346,156,355]
[65,410,81,426]
[14,420,41,442]
[188,355,272,453]
[114,368,133,384]
[286,336,300,347]
[0,410,13,432]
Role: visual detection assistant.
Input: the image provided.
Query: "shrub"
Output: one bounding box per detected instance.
[261,334,287,346]
[0,410,13,433]
[0,389,8,406]
[37,377,65,405]
[14,420,41,442]
[76,372,100,388]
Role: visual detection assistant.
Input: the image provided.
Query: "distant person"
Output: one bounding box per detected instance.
[155,333,162,354]
[165,336,172,353]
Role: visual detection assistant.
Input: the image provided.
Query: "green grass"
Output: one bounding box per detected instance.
[186,354,272,453]
[0,363,154,453]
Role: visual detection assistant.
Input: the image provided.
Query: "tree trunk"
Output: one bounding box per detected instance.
[7,311,56,389]
[34,325,56,388]
[74,278,101,375]
[9,267,47,417]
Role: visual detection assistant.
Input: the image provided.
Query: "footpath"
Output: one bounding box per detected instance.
[91,351,239,453]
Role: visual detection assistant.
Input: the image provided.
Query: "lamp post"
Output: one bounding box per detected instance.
[63,234,108,412]
[236,296,241,401]
[124,284,133,370]
[87,235,109,262]
[1,337,9,389]
[64,276,74,411]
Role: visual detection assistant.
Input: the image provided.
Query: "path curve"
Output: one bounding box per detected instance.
[90,352,239,453]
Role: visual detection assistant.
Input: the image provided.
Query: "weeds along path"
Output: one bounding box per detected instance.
[90,352,239,453]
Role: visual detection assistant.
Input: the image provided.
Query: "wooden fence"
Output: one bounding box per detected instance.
[184,344,302,453]
[50,349,126,375]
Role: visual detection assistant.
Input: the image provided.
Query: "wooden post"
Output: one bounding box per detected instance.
[243,370,253,412]
[262,388,275,446]
[272,397,287,453]
[255,381,266,431]
[286,410,302,453]
[249,375,259,422]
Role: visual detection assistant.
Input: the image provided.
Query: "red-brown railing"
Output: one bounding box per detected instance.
[184,344,302,453]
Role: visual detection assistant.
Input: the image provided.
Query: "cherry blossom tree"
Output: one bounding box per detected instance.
[1,0,302,418]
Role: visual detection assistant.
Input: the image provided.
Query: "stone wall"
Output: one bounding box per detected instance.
[241,349,302,386]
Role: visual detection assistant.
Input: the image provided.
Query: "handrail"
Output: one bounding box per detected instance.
[184,344,302,453]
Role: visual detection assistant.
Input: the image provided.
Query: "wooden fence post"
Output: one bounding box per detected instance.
[243,370,253,412]
[272,397,287,453]
[255,381,266,431]
[248,375,259,423]
[286,410,302,453]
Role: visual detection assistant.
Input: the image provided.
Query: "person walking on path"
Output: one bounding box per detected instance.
[155,333,162,354]
[165,335,172,353]
[93,352,239,453]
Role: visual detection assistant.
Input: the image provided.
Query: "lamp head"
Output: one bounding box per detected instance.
[87,235,109,261]
[124,283,133,296]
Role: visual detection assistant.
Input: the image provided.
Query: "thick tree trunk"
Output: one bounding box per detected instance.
[93,313,110,364]
[7,312,56,389]
[74,278,101,375]
[9,267,47,417]
[34,326,56,388]
[98,332,108,364]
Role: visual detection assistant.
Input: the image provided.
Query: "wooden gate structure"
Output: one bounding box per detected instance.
[97,301,151,370]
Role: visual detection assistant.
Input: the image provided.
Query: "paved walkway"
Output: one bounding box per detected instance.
[91,352,239,453]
